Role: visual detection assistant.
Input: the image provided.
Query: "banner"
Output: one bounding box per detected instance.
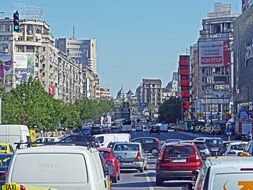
[14,53,35,85]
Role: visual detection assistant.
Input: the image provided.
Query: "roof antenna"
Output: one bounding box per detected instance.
[72,25,75,40]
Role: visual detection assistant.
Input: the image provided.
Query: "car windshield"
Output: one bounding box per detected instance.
[195,142,207,150]
[165,146,194,157]
[206,139,222,146]
[114,144,139,151]
[0,154,12,167]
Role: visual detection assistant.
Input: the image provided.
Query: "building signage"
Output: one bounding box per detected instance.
[199,40,230,66]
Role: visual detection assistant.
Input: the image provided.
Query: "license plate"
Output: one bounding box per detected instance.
[121,162,132,166]
[172,159,186,162]
[211,148,219,151]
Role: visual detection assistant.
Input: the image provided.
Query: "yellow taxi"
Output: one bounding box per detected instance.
[2,183,59,190]
[0,143,14,154]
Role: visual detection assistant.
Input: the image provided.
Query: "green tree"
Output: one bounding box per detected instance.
[158,97,182,123]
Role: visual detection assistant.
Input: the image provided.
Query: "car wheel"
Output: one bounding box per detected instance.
[111,176,117,183]
[156,177,163,186]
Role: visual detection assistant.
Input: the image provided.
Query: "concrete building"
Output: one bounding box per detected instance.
[99,87,112,101]
[56,38,97,74]
[83,66,100,100]
[0,16,83,103]
[195,2,237,121]
[136,79,162,110]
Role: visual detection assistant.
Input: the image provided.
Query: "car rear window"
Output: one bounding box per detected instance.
[97,136,104,143]
[114,144,140,151]
[12,153,88,183]
[99,150,110,159]
[212,173,253,189]
[195,142,207,150]
[165,145,194,157]
[206,139,222,146]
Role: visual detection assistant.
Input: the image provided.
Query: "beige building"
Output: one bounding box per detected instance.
[99,87,112,101]
[83,66,100,100]
[0,17,83,103]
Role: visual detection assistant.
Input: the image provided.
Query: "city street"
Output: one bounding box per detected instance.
[112,130,227,190]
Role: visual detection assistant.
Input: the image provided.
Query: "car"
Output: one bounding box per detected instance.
[194,157,253,190]
[135,124,143,131]
[156,142,203,186]
[165,138,182,143]
[181,140,211,160]
[2,183,59,190]
[239,140,253,156]
[131,137,161,156]
[100,125,111,134]
[159,123,169,132]
[223,141,247,156]
[113,142,147,172]
[150,125,160,134]
[94,133,131,147]
[91,125,102,135]
[194,137,223,156]
[34,137,60,144]
[0,143,14,154]
[4,145,112,190]
[59,134,100,147]
[99,147,120,183]
[0,154,13,187]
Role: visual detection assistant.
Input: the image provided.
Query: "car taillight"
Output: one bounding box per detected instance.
[135,152,142,160]
[20,185,26,190]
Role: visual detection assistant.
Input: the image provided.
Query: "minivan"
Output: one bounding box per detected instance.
[94,133,131,147]
[5,145,112,190]
[195,156,253,190]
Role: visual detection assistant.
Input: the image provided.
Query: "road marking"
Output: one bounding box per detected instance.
[145,171,155,190]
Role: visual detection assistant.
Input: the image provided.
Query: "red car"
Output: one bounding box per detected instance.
[156,142,203,186]
[99,147,120,183]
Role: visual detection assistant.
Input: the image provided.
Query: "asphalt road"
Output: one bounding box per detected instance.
[111,129,227,190]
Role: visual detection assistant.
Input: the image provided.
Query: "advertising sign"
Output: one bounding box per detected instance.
[199,40,230,67]
[0,54,13,90]
[14,53,35,86]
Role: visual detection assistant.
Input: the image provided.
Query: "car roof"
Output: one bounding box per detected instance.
[164,142,195,146]
[16,145,98,154]
[132,137,157,140]
[205,156,253,169]
[99,147,111,152]
[114,142,141,145]
[195,137,222,140]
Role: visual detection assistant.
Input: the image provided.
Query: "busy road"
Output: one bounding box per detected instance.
[112,129,227,190]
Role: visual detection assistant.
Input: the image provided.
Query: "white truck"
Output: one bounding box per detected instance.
[0,124,30,148]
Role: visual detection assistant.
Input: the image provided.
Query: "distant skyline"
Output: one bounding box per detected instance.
[1,0,240,97]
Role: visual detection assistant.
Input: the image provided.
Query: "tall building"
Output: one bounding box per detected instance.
[136,79,162,110]
[0,16,83,103]
[165,72,179,97]
[56,38,97,74]
[196,2,237,121]
[178,55,190,118]
[234,5,253,118]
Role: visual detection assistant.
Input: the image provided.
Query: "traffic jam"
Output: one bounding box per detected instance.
[0,123,253,190]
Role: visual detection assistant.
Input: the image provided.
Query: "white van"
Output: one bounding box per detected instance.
[5,145,111,190]
[94,133,131,147]
[0,125,30,148]
[195,156,253,190]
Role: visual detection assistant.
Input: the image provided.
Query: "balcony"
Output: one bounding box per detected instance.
[181,90,190,97]
[180,80,190,87]
[180,69,190,76]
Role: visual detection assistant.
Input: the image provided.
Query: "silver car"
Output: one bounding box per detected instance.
[113,142,147,172]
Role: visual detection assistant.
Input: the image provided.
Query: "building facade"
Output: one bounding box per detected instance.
[0,17,83,103]
[195,2,237,121]
[56,38,97,74]
[136,79,162,110]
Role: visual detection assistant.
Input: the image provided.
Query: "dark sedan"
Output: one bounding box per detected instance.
[150,125,160,134]
[131,137,161,156]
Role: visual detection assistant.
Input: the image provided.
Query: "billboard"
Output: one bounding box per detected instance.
[0,54,13,90]
[14,53,35,86]
[199,40,230,67]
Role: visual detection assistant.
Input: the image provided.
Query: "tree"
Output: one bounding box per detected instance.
[158,97,181,123]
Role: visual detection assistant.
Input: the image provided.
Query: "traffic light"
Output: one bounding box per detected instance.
[13,11,19,32]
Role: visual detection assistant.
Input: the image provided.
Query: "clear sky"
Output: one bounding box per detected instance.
[1,0,240,97]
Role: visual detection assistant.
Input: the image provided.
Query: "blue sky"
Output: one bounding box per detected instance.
[1,0,240,97]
